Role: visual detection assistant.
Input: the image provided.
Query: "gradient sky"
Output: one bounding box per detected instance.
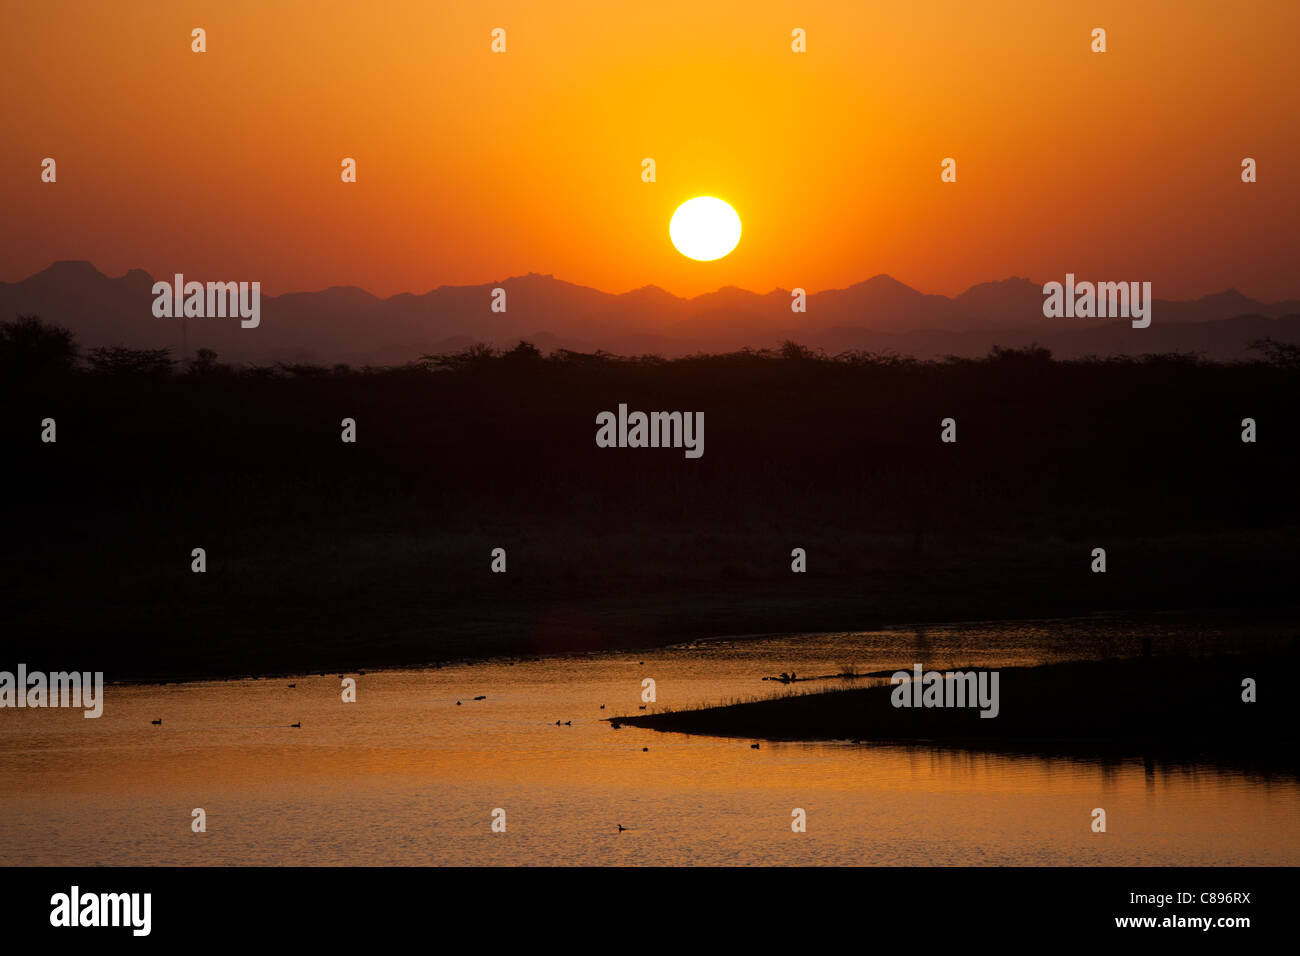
[3,0,1297,299]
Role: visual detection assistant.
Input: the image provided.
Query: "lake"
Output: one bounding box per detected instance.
[1,616,1296,865]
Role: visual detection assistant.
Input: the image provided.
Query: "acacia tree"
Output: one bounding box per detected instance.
[0,315,78,376]
[1250,337,1300,368]
[86,345,175,376]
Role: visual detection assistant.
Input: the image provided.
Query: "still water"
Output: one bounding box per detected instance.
[1,617,1296,865]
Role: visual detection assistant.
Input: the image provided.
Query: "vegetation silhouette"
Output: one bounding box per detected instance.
[3,316,1298,680]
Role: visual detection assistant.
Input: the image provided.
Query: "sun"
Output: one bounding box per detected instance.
[669,197,741,261]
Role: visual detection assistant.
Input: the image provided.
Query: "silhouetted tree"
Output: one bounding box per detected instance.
[275,362,331,377]
[86,345,175,376]
[1250,337,1300,368]
[988,344,1053,365]
[502,340,543,365]
[187,347,220,374]
[0,315,78,376]
[421,343,497,372]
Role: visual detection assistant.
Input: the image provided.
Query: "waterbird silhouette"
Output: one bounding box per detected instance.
[290,721,301,728]
[751,743,760,749]
[288,683,296,688]
[151,718,161,725]
[473,695,486,701]
[617,824,628,832]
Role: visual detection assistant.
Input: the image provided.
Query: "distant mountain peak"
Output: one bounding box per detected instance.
[621,284,681,301]
[857,273,911,288]
[44,260,105,277]
[1204,287,1249,302]
[317,285,379,300]
[966,276,1036,288]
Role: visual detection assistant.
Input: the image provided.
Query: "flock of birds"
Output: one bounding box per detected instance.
[148,669,766,831]
[146,675,774,747]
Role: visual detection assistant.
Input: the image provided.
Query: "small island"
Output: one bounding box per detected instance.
[613,649,1298,774]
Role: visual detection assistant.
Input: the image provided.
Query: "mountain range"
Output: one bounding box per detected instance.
[3,261,1299,364]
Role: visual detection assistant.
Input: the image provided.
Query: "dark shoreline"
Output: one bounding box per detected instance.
[52,604,1298,687]
[610,650,1300,774]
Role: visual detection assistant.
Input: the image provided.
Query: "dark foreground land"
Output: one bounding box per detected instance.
[613,650,1300,774]
[3,323,1299,681]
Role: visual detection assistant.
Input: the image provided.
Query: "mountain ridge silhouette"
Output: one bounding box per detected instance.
[3,260,1298,365]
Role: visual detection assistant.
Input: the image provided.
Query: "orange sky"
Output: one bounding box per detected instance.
[3,0,1297,299]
